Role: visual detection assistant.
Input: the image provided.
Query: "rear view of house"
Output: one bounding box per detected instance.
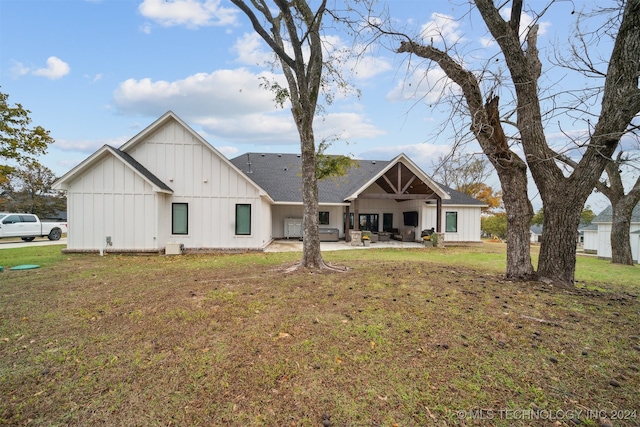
[54,111,485,253]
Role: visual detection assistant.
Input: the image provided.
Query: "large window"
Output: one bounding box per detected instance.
[445,211,458,233]
[172,203,188,235]
[236,204,251,235]
[344,213,379,231]
[383,213,393,232]
[319,211,330,225]
[359,214,379,232]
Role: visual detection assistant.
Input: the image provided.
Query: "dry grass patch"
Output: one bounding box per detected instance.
[1,249,638,426]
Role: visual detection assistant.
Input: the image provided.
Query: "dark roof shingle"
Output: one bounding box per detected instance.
[230,153,484,206]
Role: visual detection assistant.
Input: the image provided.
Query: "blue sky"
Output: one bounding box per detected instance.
[0,0,621,212]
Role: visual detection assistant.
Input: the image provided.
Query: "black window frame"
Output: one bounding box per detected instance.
[383,213,393,232]
[235,204,252,235]
[445,211,458,233]
[172,203,189,235]
[319,211,330,225]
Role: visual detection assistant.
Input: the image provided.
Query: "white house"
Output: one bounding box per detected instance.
[53,111,486,253]
[582,204,640,263]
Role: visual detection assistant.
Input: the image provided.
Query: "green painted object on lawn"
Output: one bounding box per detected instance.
[9,265,40,271]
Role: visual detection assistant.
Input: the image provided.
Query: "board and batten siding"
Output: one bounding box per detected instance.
[439,206,482,242]
[66,154,159,251]
[271,205,345,238]
[126,120,266,249]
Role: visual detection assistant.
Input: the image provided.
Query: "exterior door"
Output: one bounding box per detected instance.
[359,214,379,232]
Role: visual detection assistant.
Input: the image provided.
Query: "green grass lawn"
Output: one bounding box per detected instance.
[0,244,638,426]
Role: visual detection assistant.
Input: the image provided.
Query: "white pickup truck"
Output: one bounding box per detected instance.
[0,213,68,241]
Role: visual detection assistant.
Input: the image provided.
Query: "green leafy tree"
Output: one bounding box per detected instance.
[1,90,53,183]
[315,139,356,181]
[532,206,596,227]
[481,213,507,239]
[0,162,66,218]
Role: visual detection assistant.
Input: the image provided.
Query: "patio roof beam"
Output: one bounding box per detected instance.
[381,174,398,193]
[401,175,416,194]
[356,193,431,200]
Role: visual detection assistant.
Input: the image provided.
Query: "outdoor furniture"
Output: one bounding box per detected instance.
[377,232,391,242]
[319,228,339,242]
[392,229,416,242]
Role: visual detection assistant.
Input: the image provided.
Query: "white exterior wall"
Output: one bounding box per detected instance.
[582,229,598,252]
[259,197,273,246]
[593,223,640,263]
[439,205,482,242]
[66,155,159,251]
[271,205,345,238]
[596,223,613,259]
[124,120,265,249]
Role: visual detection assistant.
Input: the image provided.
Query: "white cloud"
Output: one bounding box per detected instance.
[9,60,30,77]
[500,8,551,40]
[216,146,239,157]
[113,68,285,118]
[26,56,71,80]
[359,142,452,168]
[139,22,152,34]
[232,32,275,66]
[479,36,495,48]
[83,73,103,83]
[138,0,238,29]
[54,136,129,153]
[386,67,455,105]
[420,13,465,46]
[315,112,386,142]
[113,68,386,146]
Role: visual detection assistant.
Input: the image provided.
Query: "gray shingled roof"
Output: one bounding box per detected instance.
[592,203,640,224]
[110,146,173,192]
[230,153,485,206]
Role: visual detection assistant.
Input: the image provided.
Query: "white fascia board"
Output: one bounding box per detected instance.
[345,153,450,201]
[52,145,112,190]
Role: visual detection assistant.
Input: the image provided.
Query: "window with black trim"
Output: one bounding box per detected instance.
[445,211,458,233]
[383,213,393,231]
[319,211,330,225]
[236,204,251,235]
[172,203,188,235]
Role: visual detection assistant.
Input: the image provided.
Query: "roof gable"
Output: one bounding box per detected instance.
[52,145,173,193]
[55,111,271,201]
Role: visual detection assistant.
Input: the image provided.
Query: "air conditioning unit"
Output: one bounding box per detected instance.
[165,243,184,255]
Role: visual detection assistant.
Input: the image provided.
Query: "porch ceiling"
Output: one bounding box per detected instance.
[367,163,439,201]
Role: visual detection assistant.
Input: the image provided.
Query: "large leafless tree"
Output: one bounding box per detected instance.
[596,154,640,265]
[397,0,640,285]
[231,0,329,269]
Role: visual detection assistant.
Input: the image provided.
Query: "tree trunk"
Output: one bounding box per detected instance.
[396,42,535,281]
[501,167,535,280]
[537,195,583,285]
[610,198,637,265]
[298,113,324,268]
[601,160,640,265]
[484,98,535,280]
[475,0,640,286]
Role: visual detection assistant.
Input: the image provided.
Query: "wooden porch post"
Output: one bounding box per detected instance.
[345,205,351,242]
[436,196,442,233]
[353,198,360,231]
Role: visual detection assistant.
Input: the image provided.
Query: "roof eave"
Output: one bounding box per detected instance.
[345,153,451,201]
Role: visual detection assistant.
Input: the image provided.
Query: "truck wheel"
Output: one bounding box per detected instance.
[21,237,36,242]
[48,228,62,241]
